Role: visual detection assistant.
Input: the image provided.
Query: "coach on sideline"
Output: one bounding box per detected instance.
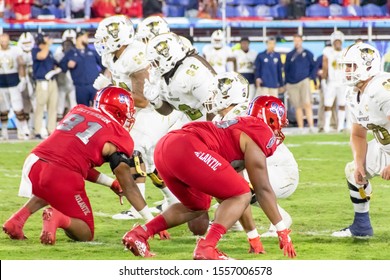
[285,34,317,133]
[60,30,104,107]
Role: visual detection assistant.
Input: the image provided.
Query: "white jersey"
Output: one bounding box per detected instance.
[233,49,257,75]
[161,55,215,121]
[0,46,23,74]
[347,72,390,154]
[323,46,344,83]
[102,40,148,91]
[202,44,233,74]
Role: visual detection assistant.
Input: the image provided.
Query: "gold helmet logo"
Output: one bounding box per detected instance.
[218,78,233,96]
[106,22,120,39]
[147,22,160,36]
[360,48,375,67]
[154,40,170,57]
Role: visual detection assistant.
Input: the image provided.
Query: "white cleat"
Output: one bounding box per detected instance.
[112,210,141,220]
[332,228,353,238]
[230,221,244,232]
[260,230,278,238]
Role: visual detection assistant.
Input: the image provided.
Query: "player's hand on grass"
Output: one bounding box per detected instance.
[110,179,123,205]
[277,229,296,258]
[248,236,266,254]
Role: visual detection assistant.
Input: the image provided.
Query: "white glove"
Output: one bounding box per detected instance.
[45,68,62,80]
[17,77,27,92]
[143,78,163,109]
[93,73,112,90]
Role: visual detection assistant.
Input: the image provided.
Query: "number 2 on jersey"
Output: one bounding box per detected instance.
[57,114,102,144]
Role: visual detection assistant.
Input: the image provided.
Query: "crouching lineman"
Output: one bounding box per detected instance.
[122,96,296,259]
[205,72,299,238]
[332,43,389,238]
[2,86,165,244]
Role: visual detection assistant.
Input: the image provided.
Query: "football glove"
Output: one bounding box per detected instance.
[248,236,266,254]
[143,78,162,108]
[93,73,112,90]
[110,179,124,205]
[157,230,170,240]
[277,229,296,258]
[17,77,26,92]
[44,68,61,80]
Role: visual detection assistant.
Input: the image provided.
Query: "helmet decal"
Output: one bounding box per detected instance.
[154,40,170,57]
[360,48,375,67]
[106,22,120,39]
[217,77,233,96]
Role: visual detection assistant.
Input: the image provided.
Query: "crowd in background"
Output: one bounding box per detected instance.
[0,0,389,20]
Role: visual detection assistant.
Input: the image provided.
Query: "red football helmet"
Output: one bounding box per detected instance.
[247,95,288,144]
[94,86,136,131]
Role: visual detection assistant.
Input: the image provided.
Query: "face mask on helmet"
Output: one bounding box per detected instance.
[339,43,381,86]
[94,86,136,132]
[247,95,288,145]
[94,15,135,56]
[136,16,170,44]
[205,72,249,114]
[211,30,224,49]
[18,32,35,52]
[146,32,187,75]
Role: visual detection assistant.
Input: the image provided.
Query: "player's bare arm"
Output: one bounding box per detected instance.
[130,68,150,108]
[350,123,368,185]
[227,56,237,71]
[102,142,148,211]
[322,55,328,80]
[240,132,282,225]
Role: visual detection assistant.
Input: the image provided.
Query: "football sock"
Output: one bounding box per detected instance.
[203,223,227,247]
[161,187,179,204]
[52,208,71,229]
[337,110,346,131]
[137,183,146,199]
[10,206,31,227]
[144,214,168,237]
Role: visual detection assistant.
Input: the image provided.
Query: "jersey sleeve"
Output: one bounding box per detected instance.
[373,86,390,117]
[107,124,134,157]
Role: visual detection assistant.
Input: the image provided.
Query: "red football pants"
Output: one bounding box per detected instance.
[154,132,250,211]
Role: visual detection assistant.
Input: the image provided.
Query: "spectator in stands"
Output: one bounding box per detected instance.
[32,32,59,139]
[119,0,142,18]
[0,0,4,18]
[343,0,360,6]
[142,0,163,18]
[233,37,257,101]
[254,37,284,98]
[59,31,104,106]
[284,34,316,133]
[185,0,198,18]
[91,0,116,18]
[198,0,217,18]
[11,0,34,20]
[65,0,92,19]
[285,0,306,19]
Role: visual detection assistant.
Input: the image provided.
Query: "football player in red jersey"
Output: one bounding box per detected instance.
[2,86,160,245]
[122,95,296,259]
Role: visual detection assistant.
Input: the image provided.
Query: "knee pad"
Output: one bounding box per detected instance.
[345,161,372,202]
[0,112,8,122]
[147,169,164,189]
[15,111,26,121]
[129,150,147,180]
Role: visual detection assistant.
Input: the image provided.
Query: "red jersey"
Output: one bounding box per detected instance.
[32,105,133,178]
[176,116,277,164]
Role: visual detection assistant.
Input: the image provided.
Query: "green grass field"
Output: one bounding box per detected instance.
[1,133,390,260]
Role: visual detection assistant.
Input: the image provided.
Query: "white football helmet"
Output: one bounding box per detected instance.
[330,30,344,45]
[94,15,135,56]
[62,29,76,44]
[136,16,170,43]
[205,72,249,114]
[339,43,381,86]
[211,30,225,49]
[17,32,35,52]
[146,32,187,75]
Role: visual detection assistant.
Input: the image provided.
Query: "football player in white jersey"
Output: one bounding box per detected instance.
[144,32,216,124]
[17,32,35,131]
[322,31,348,132]
[53,29,77,121]
[202,30,236,74]
[94,16,180,224]
[233,37,257,101]
[332,43,386,238]
[206,72,299,239]
[0,33,29,140]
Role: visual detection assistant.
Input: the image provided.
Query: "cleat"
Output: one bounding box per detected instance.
[112,210,141,220]
[122,225,155,257]
[229,221,244,232]
[40,208,57,245]
[193,238,234,260]
[2,219,27,240]
[332,226,373,238]
[260,230,278,238]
